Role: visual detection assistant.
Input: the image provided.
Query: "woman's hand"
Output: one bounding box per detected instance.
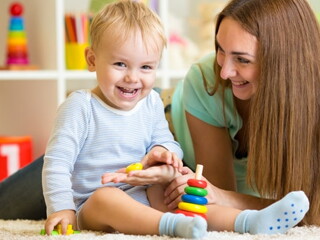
[164,167,225,210]
[101,164,187,186]
[163,167,194,210]
[44,209,76,235]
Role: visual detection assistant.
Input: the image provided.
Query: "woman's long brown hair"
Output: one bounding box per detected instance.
[205,0,320,225]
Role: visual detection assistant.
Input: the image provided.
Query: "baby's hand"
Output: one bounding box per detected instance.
[101,171,127,184]
[101,163,144,184]
[44,210,76,235]
[142,146,183,172]
[102,164,182,186]
[128,164,183,186]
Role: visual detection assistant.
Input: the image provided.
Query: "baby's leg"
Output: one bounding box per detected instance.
[147,184,172,212]
[78,187,207,238]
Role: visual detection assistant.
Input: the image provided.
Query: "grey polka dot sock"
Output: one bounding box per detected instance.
[234,191,309,234]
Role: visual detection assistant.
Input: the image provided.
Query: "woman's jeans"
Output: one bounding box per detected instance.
[0,155,46,220]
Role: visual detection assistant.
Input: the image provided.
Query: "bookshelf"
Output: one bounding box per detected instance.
[0,0,319,159]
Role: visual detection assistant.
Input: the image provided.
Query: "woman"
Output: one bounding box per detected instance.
[166,0,320,225]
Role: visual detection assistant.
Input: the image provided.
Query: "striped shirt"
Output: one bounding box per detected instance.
[42,89,183,215]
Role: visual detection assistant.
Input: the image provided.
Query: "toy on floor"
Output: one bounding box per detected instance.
[176,164,208,220]
[126,162,143,173]
[40,224,80,235]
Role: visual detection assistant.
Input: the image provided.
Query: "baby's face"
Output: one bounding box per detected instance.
[88,31,162,111]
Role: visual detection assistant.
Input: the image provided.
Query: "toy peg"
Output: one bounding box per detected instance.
[195,164,203,180]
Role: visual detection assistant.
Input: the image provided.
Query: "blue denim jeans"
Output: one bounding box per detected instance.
[0,155,46,220]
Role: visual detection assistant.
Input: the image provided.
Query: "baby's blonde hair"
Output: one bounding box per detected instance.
[89,0,166,53]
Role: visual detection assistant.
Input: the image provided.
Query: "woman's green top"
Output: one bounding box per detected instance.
[172,52,258,196]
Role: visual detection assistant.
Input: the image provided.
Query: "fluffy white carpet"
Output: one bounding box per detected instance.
[1,220,320,240]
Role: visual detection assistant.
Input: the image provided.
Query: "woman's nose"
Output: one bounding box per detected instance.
[219,59,236,80]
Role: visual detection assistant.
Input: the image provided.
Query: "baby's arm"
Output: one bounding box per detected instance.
[101,164,184,212]
[141,146,183,172]
[101,164,187,186]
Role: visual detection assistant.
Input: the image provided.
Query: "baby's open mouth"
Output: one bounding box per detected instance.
[118,87,138,96]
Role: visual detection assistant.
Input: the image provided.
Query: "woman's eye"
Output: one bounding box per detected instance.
[114,62,126,67]
[237,57,250,64]
[217,47,225,57]
[217,44,225,52]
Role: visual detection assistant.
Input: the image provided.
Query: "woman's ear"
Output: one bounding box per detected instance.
[85,47,96,72]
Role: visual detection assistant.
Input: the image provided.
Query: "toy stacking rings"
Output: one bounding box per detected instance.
[175,164,209,220]
[182,194,208,205]
[187,179,207,188]
[175,209,208,219]
[185,186,208,197]
[178,201,208,214]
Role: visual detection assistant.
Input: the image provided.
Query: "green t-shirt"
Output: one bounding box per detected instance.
[172,52,258,196]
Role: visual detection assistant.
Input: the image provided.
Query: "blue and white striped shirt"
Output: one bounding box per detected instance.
[42,89,183,215]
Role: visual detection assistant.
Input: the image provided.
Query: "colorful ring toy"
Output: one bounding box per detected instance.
[175,209,207,220]
[178,202,208,214]
[187,179,207,188]
[185,186,208,197]
[126,162,143,173]
[182,194,208,205]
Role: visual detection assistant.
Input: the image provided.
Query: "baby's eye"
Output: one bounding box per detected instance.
[114,62,126,67]
[141,65,152,70]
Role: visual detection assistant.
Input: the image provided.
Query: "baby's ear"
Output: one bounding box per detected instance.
[85,47,96,72]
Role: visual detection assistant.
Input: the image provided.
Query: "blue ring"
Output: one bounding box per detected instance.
[182,194,208,205]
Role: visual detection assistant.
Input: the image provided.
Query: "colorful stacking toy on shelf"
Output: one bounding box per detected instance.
[6,2,29,66]
[176,164,208,220]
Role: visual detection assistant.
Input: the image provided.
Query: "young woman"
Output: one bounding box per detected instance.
[165,0,320,226]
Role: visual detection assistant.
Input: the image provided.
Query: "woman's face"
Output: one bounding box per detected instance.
[216,17,259,100]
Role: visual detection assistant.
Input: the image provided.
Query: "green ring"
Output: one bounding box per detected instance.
[185,186,208,197]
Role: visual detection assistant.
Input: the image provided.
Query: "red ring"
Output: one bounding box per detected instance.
[188,179,207,188]
[175,209,207,220]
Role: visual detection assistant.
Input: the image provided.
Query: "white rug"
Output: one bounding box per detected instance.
[1,220,320,240]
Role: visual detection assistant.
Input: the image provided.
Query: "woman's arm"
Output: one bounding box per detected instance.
[186,112,236,191]
[164,112,274,210]
[164,112,237,209]
[188,111,276,209]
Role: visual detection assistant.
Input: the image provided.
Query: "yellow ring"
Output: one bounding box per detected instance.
[178,202,207,214]
[126,163,143,173]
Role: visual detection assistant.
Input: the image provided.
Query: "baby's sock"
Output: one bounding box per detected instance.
[159,212,207,239]
[235,191,309,234]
